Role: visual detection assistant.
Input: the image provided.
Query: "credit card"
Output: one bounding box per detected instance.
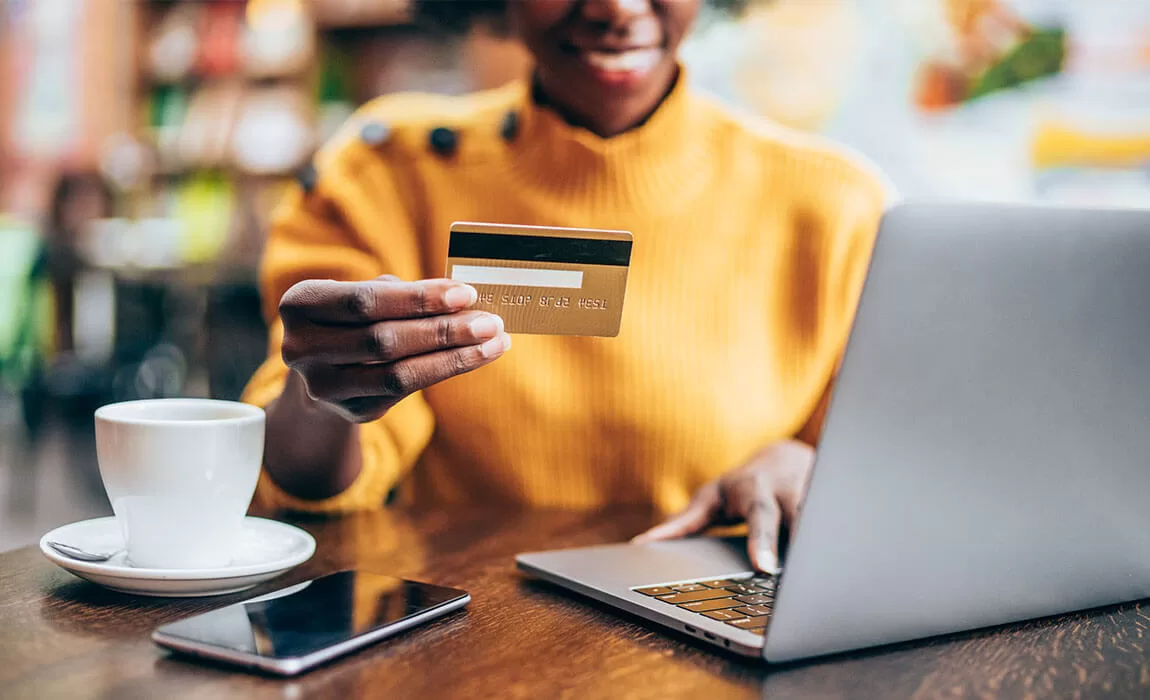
[445,222,632,337]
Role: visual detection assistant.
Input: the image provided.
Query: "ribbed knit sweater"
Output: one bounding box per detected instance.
[243,73,888,515]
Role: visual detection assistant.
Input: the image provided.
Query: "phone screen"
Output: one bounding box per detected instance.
[155,571,467,660]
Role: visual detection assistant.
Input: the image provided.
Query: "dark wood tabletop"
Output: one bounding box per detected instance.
[2,507,1149,699]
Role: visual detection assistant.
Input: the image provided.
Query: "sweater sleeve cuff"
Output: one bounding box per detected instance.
[250,440,391,515]
[244,394,433,517]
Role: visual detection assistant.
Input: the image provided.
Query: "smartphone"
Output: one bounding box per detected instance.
[153,570,470,676]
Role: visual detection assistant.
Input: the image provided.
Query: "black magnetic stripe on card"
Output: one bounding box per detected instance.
[448,232,632,266]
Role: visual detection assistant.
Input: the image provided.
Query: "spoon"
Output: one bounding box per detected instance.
[47,541,123,563]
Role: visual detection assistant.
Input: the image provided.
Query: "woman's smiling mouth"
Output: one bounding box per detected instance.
[568,45,664,86]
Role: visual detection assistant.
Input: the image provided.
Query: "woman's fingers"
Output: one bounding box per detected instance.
[744,496,783,574]
[282,310,504,367]
[376,333,512,396]
[631,483,721,544]
[632,442,813,568]
[720,471,784,574]
[777,474,804,532]
[303,333,512,406]
[277,275,515,422]
[629,472,787,572]
[280,278,477,325]
[770,439,815,528]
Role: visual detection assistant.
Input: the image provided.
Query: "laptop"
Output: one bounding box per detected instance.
[517,200,1150,663]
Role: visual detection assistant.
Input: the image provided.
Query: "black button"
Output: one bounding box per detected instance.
[429,127,457,155]
[294,162,317,193]
[359,120,390,146]
[500,111,519,141]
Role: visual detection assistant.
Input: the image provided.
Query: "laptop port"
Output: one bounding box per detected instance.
[684,625,696,634]
[703,632,716,641]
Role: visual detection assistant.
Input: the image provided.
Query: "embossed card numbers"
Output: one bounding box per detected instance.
[446,222,632,337]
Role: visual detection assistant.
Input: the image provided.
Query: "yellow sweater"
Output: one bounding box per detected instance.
[243,74,887,515]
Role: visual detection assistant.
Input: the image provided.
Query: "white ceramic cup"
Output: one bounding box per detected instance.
[94,398,265,570]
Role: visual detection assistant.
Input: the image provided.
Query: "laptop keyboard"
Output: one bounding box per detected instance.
[633,574,777,636]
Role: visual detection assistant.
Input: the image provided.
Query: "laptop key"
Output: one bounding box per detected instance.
[679,598,741,613]
[670,583,708,592]
[635,586,675,597]
[724,584,765,596]
[733,594,773,606]
[698,579,739,589]
[748,577,776,587]
[701,609,748,622]
[659,589,736,604]
[727,616,770,630]
[733,605,772,617]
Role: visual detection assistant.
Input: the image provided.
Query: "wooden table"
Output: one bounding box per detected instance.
[2,507,1149,699]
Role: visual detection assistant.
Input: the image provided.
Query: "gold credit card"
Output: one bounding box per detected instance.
[445,222,632,337]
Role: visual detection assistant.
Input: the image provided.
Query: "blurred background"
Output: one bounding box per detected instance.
[1,0,1148,551]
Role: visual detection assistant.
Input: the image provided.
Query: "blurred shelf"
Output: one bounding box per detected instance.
[311,0,413,30]
[148,169,297,181]
[87,261,260,288]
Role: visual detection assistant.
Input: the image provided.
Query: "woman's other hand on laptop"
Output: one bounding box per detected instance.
[631,440,815,574]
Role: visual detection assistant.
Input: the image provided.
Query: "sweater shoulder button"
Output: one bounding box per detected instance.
[500,111,519,142]
[359,120,391,147]
[428,126,458,155]
[294,162,318,193]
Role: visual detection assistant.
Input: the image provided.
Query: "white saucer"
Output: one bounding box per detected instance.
[40,517,316,598]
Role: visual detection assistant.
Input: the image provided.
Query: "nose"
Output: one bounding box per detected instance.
[581,0,654,24]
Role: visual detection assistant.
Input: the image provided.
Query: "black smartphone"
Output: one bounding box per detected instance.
[153,571,470,676]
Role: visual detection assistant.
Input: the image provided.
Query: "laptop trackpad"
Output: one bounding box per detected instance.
[517,537,752,591]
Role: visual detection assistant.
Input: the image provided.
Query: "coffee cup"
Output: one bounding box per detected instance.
[94,398,265,569]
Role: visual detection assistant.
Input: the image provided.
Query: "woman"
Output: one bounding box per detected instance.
[243,0,888,573]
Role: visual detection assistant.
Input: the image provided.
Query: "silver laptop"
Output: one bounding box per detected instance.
[517,200,1150,663]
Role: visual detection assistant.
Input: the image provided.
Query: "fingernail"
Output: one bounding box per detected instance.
[756,550,780,575]
[479,333,511,359]
[468,314,503,339]
[445,285,477,308]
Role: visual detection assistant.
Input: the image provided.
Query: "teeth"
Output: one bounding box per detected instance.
[583,48,660,73]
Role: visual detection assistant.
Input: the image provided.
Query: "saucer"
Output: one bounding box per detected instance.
[40,517,316,598]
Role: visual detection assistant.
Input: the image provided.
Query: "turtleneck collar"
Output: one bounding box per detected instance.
[502,65,714,215]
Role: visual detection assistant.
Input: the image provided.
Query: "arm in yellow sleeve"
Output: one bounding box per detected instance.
[242,135,436,515]
[794,161,889,447]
